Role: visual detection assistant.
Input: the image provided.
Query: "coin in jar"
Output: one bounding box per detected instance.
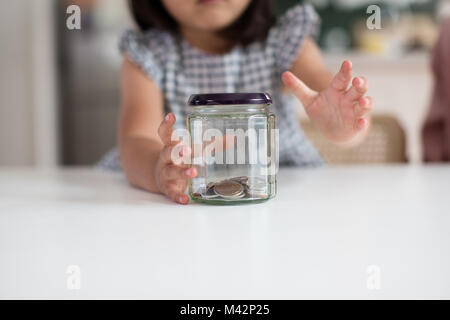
[214,180,243,198]
[203,185,219,199]
[230,176,249,184]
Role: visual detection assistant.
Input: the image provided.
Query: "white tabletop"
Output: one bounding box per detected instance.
[1,165,449,299]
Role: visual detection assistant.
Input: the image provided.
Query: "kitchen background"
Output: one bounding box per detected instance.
[1,0,449,167]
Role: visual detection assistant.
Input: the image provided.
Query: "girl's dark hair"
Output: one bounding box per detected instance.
[128,0,276,46]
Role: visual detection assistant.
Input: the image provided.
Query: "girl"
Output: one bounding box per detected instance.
[102,0,373,204]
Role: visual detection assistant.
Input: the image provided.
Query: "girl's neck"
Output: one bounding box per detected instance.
[180,27,234,55]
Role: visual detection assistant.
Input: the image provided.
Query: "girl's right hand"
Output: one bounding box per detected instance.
[154,113,197,205]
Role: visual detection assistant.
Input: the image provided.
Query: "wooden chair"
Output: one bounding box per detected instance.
[300,115,407,163]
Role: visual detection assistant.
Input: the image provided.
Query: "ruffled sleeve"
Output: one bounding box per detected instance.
[119,29,169,88]
[267,4,321,74]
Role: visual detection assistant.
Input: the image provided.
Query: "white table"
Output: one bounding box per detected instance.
[1,166,449,299]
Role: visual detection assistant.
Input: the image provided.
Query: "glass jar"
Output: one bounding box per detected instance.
[186,93,277,204]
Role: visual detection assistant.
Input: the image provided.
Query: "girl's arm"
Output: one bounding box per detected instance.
[290,37,333,92]
[119,57,196,204]
[282,37,373,146]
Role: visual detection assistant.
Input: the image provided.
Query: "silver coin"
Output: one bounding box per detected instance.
[230,176,249,184]
[219,185,246,199]
[214,180,244,198]
[222,180,247,200]
[197,177,267,201]
[220,193,245,200]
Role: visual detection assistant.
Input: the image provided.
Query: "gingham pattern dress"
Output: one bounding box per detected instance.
[99,4,324,170]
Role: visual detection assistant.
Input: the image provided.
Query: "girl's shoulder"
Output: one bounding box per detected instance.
[119,28,176,88]
[268,3,320,39]
[265,4,320,74]
[119,28,175,55]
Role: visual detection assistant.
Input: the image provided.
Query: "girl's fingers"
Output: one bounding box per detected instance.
[355,118,369,131]
[344,77,368,104]
[356,96,374,117]
[353,96,372,132]
[281,71,316,108]
[161,165,197,181]
[165,183,190,205]
[160,143,191,165]
[158,113,179,145]
[330,60,353,91]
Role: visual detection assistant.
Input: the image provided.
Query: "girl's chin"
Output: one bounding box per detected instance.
[193,23,230,32]
[192,16,234,30]
[198,0,223,4]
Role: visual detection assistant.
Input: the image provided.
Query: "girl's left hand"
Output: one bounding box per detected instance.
[282,60,373,144]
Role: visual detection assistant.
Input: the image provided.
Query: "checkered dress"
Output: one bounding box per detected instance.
[99,4,324,170]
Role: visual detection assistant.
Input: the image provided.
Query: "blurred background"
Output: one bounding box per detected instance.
[1,0,449,167]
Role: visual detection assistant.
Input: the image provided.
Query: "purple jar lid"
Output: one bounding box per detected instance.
[188,93,272,106]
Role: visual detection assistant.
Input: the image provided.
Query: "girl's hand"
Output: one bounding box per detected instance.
[282,60,373,144]
[154,113,197,205]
